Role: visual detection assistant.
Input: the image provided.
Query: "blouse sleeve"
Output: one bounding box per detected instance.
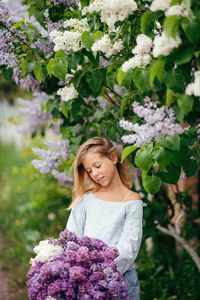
[66,197,86,237]
[114,201,143,274]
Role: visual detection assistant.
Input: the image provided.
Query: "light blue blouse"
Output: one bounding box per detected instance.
[66,192,143,274]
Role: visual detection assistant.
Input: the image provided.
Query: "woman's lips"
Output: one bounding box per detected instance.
[97,177,104,182]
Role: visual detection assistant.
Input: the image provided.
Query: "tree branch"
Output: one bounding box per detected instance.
[155,222,200,271]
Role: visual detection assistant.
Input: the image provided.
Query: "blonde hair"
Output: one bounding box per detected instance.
[67,137,133,210]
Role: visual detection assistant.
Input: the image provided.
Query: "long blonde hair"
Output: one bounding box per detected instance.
[67,137,133,210]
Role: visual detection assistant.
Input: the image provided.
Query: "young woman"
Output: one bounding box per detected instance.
[66,137,143,300]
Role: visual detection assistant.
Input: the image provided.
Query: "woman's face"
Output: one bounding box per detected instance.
[82,150,118,187]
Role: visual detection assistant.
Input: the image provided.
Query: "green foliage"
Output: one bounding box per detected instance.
[1,0,199,195]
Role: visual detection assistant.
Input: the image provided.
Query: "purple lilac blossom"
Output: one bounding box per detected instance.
[31,139,70,174]
[16,92,52,136]
[51,170,73,187]
[0,29,18,68]
[27,229,129,300]
[13,68,40,91]
[119,97,187,146]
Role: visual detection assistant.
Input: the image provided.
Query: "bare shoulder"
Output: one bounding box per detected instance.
[127,191,142,201]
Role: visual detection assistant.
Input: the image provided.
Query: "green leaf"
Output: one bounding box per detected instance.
[141,11,155,37]
[183,158,198,177]
[49,4,65,22]
[86,69,107,96]
[152,146,174,169]
[51,57,68,81]
[61,102,70,118]
[93,31,104,41]
[20,60,28,77]
[158,164,181,184]
[163,69,185,93]
[34,64,45,83]
[55,50,66,58]
[47,59,53,76]
[150,57,166,87]
[158,135,180,151]
[142,175,162,194]
[121,145,138,163]
[81,31,94,50]
[122,70,133,89]
[135,149,153,171]
[120,95,129,115]
[164,15,180,38]
[165,89,175,107]
[133,68,151,93]
[80,0,90,7]
[117,68,125,86]
[181,17,200,43]
[177,94,194,116]
[171,45,194,65]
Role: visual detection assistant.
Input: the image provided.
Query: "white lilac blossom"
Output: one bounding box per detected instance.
[186,71,200,97]
[150,0,171,12]
[91,35,123,57]
[119,97,186,146]
[165,4,191,17]
[45,297,56,300]
[32,139,70,174]
[16,92,52,136]
[82,0,137,29]
[30,240,63,266]
[50,29,82,52]
[57,84,78,102]
[63,18,89,32]
[152,32,181,58]
[122,54,152,72]
[50,18,89,52]
[121,34,152,72]
[132,34,153,55]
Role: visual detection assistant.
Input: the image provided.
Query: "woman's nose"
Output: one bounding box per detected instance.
[92,169,99,178]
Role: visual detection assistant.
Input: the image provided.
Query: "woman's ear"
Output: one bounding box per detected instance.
[109,152,118,164]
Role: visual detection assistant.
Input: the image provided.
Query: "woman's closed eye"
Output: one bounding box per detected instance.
[87,165,101,174]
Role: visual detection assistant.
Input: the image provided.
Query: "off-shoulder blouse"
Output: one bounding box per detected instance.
[66,192,143,274]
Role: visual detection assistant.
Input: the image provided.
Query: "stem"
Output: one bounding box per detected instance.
[104,91,120,108]
[104,84,122,99]
[1,22,32,51]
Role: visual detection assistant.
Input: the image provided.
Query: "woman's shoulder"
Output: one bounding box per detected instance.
[125,190,142,202]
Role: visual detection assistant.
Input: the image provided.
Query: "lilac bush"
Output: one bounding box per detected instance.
[27,229,128,300]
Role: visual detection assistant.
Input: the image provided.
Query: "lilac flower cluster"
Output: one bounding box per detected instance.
[13,68,40,91]
[0,29,18,68]
[0,2,9,23]
[119,97,186,146]
[32,139,69,173]
[31,139,72,187]
[27,229,128,300]
[16,92,52,136]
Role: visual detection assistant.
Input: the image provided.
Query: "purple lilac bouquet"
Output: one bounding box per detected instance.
[27,229,129,300]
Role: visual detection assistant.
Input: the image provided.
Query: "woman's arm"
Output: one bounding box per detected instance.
[66,197,86,237]
[114,201,143,274]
